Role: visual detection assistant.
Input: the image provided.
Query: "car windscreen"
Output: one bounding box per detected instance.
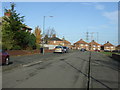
[55,46,62,48]
[63,47,67,49]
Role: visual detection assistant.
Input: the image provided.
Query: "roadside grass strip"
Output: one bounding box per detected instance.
[22,61,42,67]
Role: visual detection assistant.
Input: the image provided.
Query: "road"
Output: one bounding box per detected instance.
[2,50,120,89]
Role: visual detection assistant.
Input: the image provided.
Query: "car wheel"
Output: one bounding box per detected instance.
[5,57,9,65]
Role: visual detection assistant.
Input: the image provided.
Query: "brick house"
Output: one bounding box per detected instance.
[89,40,101,50]
[62,39,71,48]
[116,45,120,51]
[103,41,115,51]
[48,35,71,48]
[21,25,32,33]
[48,35,63,46]
[74,39,89,50]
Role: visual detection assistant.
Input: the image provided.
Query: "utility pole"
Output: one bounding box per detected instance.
[97,32,99,43]
[42,16,53,55]
[86,31,89,43]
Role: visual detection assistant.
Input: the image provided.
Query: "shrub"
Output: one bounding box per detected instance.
[12,45,21,50]
[36,44,41,50]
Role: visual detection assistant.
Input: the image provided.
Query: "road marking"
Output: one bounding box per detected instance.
[22,61,42,67]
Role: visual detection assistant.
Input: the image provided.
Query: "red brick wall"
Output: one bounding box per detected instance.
[7,49,54,56]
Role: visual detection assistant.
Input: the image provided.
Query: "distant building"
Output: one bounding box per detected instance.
[89,40,101,50]
[116,45,120,51]
[74,39,89,50]
[48,34,63,46]
[103,41,115,51]
[62,38,71,48]
[21,25,32,33]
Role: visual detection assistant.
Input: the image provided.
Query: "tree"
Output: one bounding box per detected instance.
[2,3,36,50]
[45,27,56,38]
[34,26,42,44]
[44,27,56,44]
[2,3,25,50]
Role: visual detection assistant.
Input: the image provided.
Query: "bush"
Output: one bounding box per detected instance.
[12,45,21,50]
[2,46,7,51]
[36,44,41,50]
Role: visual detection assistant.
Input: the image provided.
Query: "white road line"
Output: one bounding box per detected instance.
[22,61,42,67]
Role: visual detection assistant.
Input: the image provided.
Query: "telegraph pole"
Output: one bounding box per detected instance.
[86,31,89,43]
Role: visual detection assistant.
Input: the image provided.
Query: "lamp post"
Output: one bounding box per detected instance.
[42,16,53,55]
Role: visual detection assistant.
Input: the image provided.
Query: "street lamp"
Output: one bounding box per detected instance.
[42,16,53,55]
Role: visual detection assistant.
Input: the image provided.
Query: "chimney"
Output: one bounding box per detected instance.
[4,9,11,17]
[52,34,56,38]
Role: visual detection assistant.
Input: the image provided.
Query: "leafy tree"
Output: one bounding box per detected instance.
[2,3,25,50]
[2,20,15,50]
[34,26,42,44]
[2,3,36,50]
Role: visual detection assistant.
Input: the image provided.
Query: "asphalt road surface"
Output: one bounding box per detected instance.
[2,50,120,89]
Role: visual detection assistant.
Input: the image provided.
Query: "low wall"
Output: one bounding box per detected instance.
[7,49,54,56]
[112,54,120,62]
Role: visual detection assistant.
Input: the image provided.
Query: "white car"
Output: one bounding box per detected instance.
[54,46,65,53]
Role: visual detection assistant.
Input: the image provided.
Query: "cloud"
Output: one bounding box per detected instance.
[80,2,91,5]
[95,4,105,10]
[103,11,118,24]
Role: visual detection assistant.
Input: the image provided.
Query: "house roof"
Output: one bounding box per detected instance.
[64,40,71,44]
[74,39,88,44]
[116,45,120,49]
[103,41,114,47]
[22,25,32,30]
[89,40,101,46]
[49,37,63,41]
[117,45,120,47]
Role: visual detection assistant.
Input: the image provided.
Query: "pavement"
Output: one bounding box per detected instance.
[2,50,120,89]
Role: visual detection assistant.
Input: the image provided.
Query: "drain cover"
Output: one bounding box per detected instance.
[60,59,65,61]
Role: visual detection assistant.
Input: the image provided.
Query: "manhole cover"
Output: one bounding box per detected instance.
[60,59,65,61]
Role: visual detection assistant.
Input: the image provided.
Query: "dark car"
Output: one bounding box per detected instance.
[0,50,10,65]
[63,46,69,53]
[80,48,86,52]
[94,49,100,52]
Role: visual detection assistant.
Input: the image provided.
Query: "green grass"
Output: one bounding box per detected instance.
[100,52,113,56]
[100,51,120,56]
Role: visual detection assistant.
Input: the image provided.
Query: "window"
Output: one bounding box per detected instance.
[85,44,88,46]
[111,46,113,48]
[80,44,83,46]
[54,41,56,43]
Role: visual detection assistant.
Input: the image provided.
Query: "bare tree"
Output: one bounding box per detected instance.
[45,27,56,38]
[44,27,56,44]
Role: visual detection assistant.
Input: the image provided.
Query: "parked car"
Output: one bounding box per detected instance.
[54,46,65,53]
[63,46,69,53]
[0,50,10,65]
[80,48,86,52]
[94,49,100,52]
[104,50,110,52]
